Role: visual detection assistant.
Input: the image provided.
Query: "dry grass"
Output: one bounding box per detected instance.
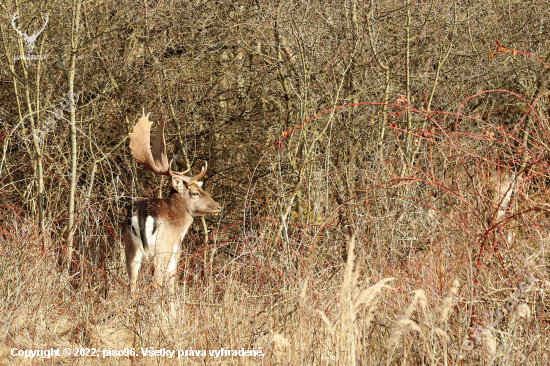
[1,195,548,366]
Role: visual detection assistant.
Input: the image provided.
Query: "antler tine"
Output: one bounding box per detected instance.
[169,159,190,177]
[170,162,206,185]
[32,13,49,39]
[11,12,25,37]
[191,161,208,182]
[129,113,171,176]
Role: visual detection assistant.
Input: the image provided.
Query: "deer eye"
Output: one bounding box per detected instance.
[191,191,200,197]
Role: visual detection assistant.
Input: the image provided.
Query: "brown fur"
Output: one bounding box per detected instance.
[123,181,220,292]
[124,113,220,293]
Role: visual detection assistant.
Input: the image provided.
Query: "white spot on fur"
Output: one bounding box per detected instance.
[133,248,143,263]
[167,251,177,274]
[145,216,158,255]
[167,241,180,274]
[167,227,187,274]
[131,216,139,239]
[130,216,144,262]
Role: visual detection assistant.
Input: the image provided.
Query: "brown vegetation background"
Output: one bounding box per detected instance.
[1,0,549,364]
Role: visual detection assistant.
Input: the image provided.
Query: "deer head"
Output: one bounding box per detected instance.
[128,113,219,213]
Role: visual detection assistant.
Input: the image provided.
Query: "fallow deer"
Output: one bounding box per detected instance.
[123,113,220,292]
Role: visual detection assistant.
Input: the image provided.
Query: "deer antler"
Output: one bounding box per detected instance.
[129,113,208,184]
[129,113,170,175]
[191,161,207,182]
[29,13,48,41]
[11,12,48,40]
[11,12,26,38]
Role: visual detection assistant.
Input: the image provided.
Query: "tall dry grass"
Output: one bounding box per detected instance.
[1,175,548,366]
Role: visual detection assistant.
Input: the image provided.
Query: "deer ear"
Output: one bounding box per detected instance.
[172,176,186,192]
[195,181,203,188]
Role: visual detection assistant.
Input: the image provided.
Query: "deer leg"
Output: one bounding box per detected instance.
[166,249,181,294]
[153,253,172,290]
[125,242,143,293]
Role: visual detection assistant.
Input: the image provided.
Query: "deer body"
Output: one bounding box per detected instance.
[123,114,220,292]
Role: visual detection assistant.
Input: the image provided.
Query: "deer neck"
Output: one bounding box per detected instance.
[165,190,194,227]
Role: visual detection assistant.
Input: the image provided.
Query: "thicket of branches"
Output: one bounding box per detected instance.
[1,0,549,364]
